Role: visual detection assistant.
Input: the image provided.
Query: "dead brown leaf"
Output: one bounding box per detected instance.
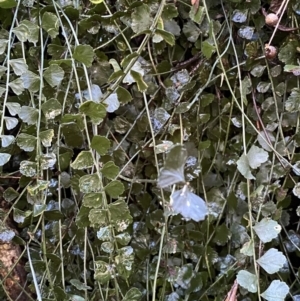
[277,24,298,31]
[262,7,298,32]
[270,0,283,13]
[261,7,267,17]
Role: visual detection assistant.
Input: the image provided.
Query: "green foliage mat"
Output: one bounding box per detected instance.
[0,0,300,300]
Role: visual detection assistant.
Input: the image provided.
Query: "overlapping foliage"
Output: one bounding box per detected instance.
[1,0,300,300]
